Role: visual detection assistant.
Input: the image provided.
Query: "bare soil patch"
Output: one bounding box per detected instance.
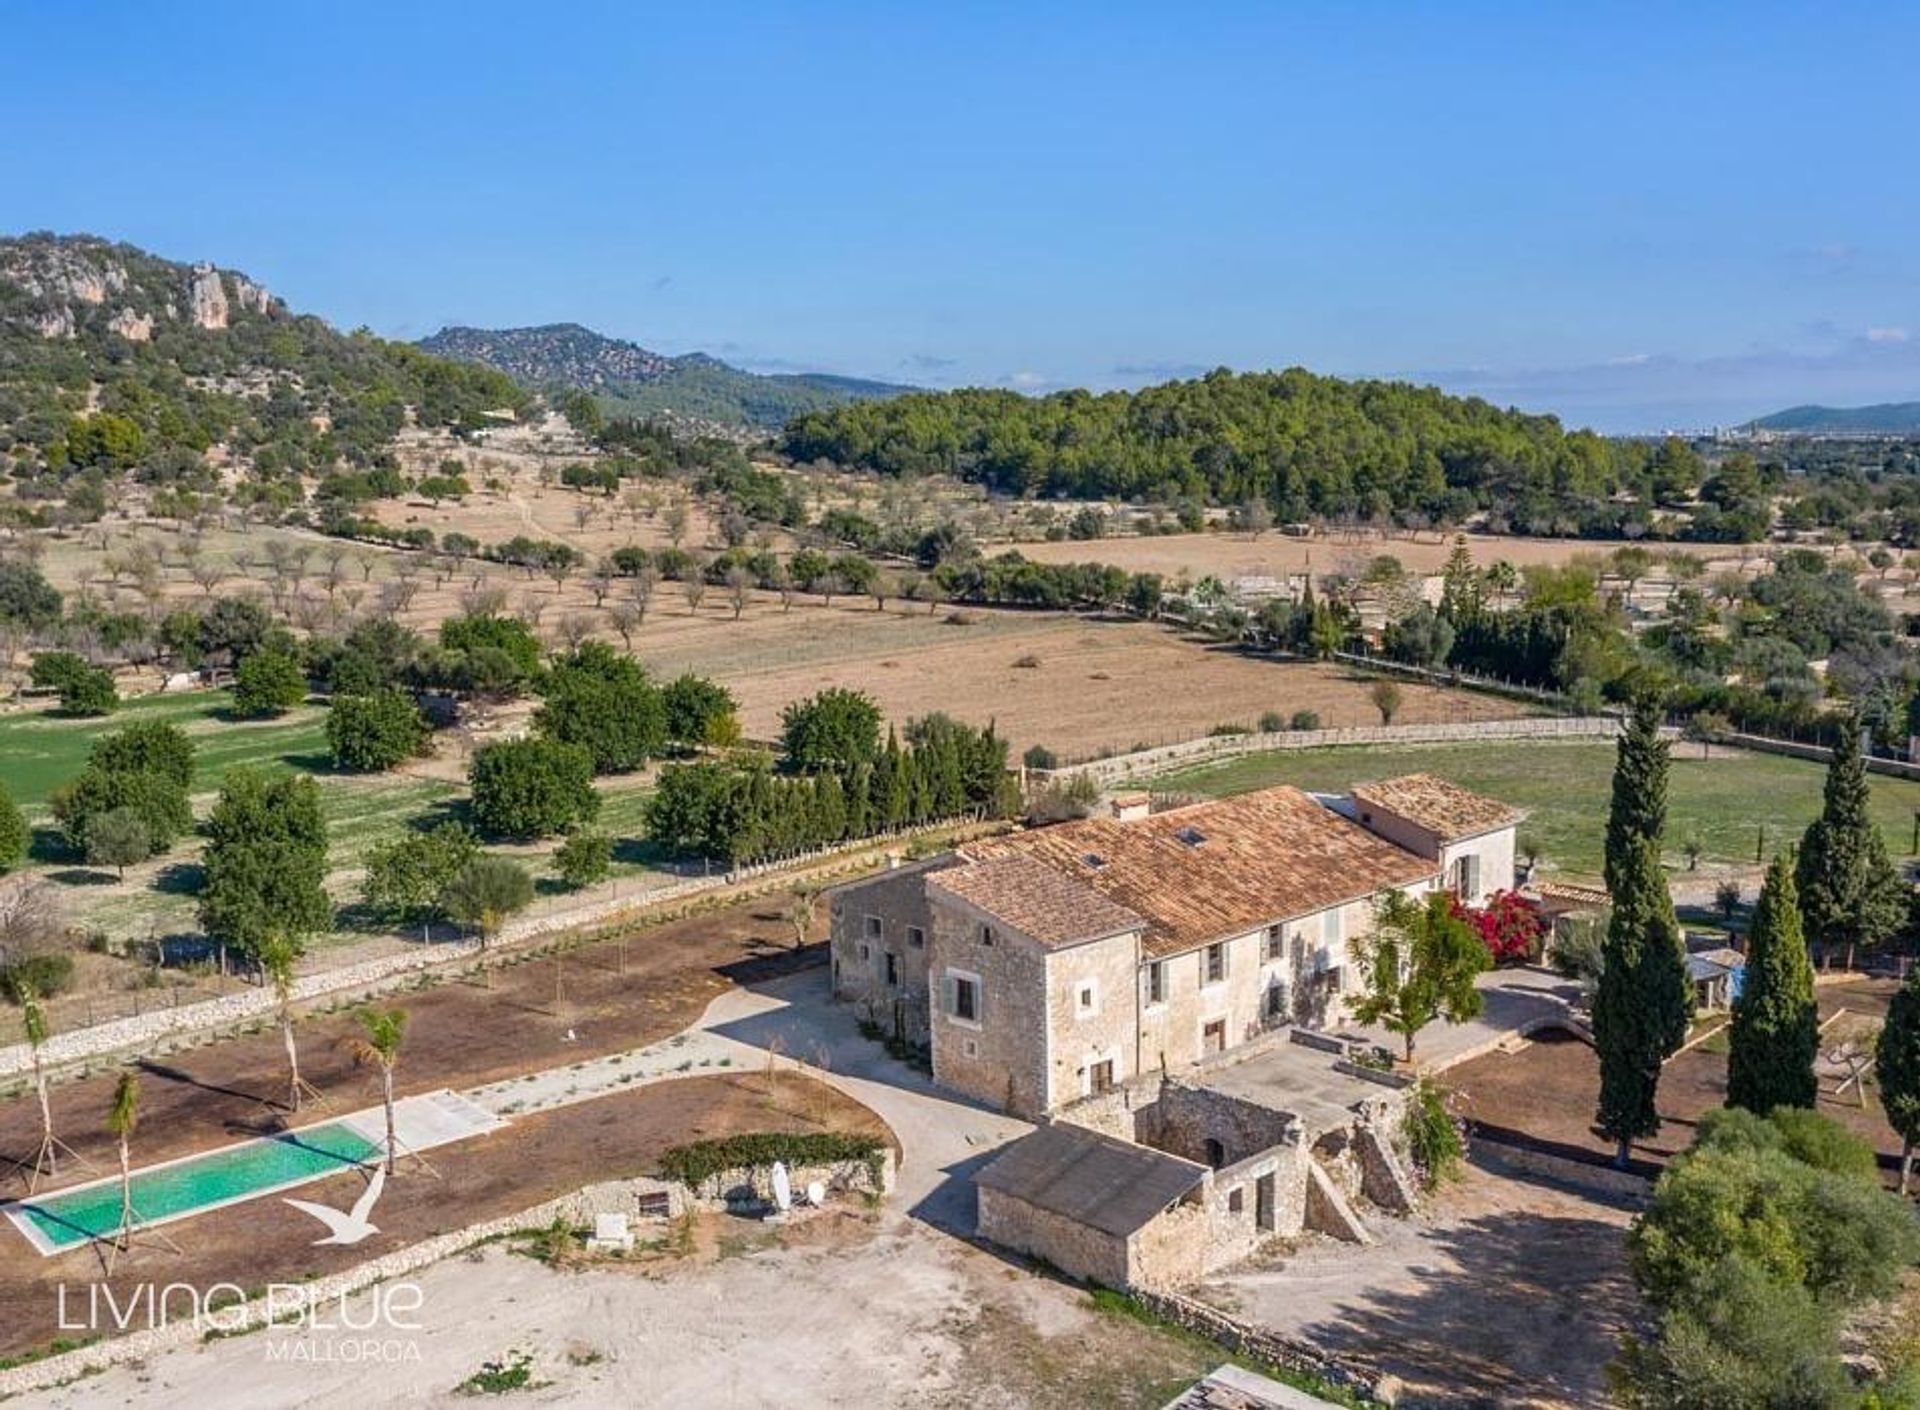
[1451,977,1905,1176]
[1199,1163,1636,1409]
[0,1070,889,1363]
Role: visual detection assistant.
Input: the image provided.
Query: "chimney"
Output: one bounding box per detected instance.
[1110,791,1151,823]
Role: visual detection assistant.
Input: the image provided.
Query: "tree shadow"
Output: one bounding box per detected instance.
[27,827,76,866]
[612,837,670,869]
[153,861,206,896]
[1226,1203,1640,1407]
[45,867,116,887]
[280,750,338,775]
[410,796,476,834]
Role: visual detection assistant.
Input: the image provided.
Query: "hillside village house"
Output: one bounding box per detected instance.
[830,774,1523,1121]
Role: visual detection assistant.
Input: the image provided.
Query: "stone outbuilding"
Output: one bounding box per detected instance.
[975,1121,1211,1290]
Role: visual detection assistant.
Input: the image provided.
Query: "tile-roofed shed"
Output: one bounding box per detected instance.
[962,786,1437,959]
[1349,773,1524,842]
[928,853,1145,950]
[975,1122,1207,1237]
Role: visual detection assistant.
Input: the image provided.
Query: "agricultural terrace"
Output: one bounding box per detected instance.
[1159,737,1920,882]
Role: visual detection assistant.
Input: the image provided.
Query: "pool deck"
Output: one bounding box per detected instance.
[1,1089,504,1256]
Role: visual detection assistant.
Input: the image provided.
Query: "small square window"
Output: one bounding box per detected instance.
[864,915,884,940]
[1264,924,1285,961]
[1079,985,1095,1011]
[1228,1187,1244,1213]
[906,925,926,949]
[980,925,996,947]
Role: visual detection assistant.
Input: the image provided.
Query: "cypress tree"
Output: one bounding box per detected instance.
[1878,969,1920,1193]
[1726,855,1817,1114]
[1594,698,1693,1165]
[1604,695,1668,894]
[1796,719,1903,970]
[1593,834,1693,1163]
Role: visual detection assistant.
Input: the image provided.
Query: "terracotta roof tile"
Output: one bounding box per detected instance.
[928,854,1145,949]
[961,786,1437,958]
[1349,773,1524,842]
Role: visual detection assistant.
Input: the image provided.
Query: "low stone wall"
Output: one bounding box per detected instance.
[0,1157,891,1402]
[1130,1287,1385,1403]
[678,1150,895,1211]
[0,818,999,1085]
[1041,715,1620,788]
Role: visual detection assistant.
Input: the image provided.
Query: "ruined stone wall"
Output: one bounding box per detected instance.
[1145,1082,1300,1168]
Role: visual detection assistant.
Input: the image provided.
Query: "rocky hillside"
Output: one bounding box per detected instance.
[0,233,526,515]
[420,321,911,432]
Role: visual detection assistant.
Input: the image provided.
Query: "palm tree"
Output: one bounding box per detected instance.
[259,933,317,1113]
[105,1070,141,1267]
[18,985,60,1190]
[350,1007,407,1175]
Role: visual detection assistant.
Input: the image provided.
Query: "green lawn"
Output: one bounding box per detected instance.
[1160,739,1920,881]
[0,689,328,808]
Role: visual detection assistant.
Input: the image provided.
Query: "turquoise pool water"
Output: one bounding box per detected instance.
[12,1121,379,1251]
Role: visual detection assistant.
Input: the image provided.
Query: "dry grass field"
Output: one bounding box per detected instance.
[1004,526,1757,582]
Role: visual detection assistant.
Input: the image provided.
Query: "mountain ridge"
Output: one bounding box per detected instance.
[1745,401,1920,435]
[418,322,913,432]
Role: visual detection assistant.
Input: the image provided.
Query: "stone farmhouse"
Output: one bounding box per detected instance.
[828,773,1523,1289]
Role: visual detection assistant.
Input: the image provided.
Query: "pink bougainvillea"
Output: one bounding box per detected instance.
[1455,890,1544,964]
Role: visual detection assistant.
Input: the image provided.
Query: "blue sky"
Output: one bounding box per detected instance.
[5,2,1917,431]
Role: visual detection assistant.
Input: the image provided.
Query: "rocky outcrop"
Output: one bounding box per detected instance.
[188,263,229,329]
[107,306,153,342]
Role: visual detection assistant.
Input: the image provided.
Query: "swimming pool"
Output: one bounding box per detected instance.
[3,1089,505,1255]
[6,1121,380,1253]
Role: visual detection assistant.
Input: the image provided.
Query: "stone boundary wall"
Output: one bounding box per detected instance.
[1130,1286,1384,1402]
[1708,729,1920,782]
[0,1155,896,1402]
[1037,716,1622,789]
[0,817,998,1084]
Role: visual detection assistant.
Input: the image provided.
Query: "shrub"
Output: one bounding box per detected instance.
[1402,1081,1463,1185]
[31,652,116,717]
[1022,744,1058,771]
[1458,890,1545,964]
[1258,710,1286,733]
[661,673,737,750]
[326,689,428,772]
[1207,722,1251,737]
[1288,709,1321,731]
[0,952,74,1003]
[657,1131,884,1188]
[554,831,612,889]
[0,782,26,872]
[469,738,600,840]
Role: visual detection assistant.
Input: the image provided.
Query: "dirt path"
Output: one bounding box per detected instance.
[36,1212,1236,1410]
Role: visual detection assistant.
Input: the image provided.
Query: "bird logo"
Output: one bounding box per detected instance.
[283,1164,387,1245]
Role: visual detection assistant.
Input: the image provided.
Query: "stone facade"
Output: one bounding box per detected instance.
[829,857,949,1046]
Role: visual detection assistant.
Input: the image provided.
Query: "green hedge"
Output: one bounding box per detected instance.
[657,1131,885,1188]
